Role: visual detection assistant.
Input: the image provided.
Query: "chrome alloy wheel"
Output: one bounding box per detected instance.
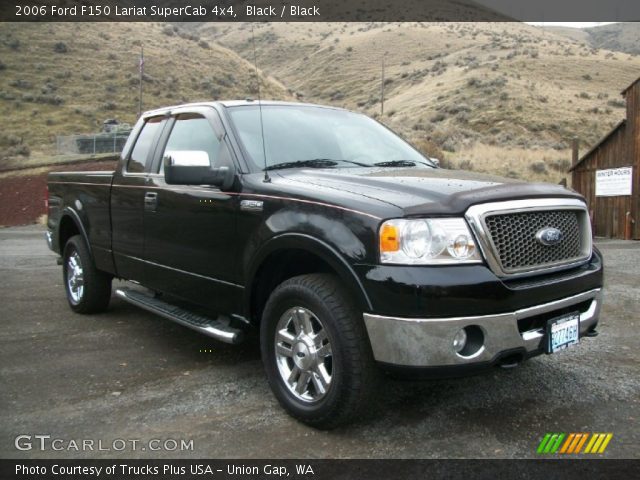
[66,250,84,304]
[275,307,333,402]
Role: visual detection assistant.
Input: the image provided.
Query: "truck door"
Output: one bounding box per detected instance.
[110,115,167,283]
[142,107,242,314]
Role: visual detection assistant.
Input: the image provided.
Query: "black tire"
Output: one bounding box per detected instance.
[62,235,112,314]
[260,273,378,429]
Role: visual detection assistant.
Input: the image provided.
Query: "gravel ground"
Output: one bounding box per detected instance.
[0,226,638,459]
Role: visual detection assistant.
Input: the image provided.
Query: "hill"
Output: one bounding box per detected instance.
[545,23,640,56]
[0,22,290,166]
[205,22,640,183]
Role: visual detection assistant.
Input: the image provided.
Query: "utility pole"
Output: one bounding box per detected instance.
[380,57,385,116]
[138,45,144,118]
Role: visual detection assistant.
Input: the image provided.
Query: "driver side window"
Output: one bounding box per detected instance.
[160,113,221,172]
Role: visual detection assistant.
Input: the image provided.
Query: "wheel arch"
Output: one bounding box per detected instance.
[246,233,372,325]
[58,208,92,257]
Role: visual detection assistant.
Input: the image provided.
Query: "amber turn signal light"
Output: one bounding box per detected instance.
[380,224,400,252]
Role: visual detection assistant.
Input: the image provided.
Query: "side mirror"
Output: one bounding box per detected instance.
[164,152,234,189]
[430,157,441,167]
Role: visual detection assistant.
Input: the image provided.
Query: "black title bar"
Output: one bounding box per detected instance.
[2,459,640,480]
[2,0,640,22]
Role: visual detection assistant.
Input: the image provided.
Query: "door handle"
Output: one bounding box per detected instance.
[144,192,158,212]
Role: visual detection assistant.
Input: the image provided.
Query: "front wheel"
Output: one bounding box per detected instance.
[62,235,112,314]
[261,274,377,429]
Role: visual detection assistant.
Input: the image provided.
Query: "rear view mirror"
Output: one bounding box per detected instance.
[164,153,234,189]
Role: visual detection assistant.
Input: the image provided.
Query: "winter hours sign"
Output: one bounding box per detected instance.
[595,167,633,197]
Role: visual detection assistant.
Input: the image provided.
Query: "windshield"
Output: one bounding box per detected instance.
[227,104,434,170]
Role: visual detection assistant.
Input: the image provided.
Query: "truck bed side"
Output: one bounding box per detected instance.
[47,170,116,275]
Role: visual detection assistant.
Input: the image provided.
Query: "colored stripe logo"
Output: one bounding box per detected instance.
[537,433,613,454]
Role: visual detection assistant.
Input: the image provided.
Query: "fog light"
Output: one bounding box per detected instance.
[452,328,467,353]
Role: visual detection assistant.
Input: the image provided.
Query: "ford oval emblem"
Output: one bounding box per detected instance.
[535,227,563,246]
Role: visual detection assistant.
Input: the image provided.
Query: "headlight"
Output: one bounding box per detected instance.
[379,218,482,265]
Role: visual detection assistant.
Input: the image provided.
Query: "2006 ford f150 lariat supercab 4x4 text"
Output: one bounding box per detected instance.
[47,101,603,428]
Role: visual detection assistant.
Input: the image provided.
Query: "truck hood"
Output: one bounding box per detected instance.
[275,167,583,215]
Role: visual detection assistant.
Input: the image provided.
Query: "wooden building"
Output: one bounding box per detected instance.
[570,76,640,239]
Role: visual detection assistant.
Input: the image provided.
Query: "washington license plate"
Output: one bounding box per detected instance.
[546,313,580,353]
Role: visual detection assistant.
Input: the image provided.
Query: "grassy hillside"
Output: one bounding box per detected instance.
[0,22,290,166]
[206,22,640,183]
[547,23,640,56]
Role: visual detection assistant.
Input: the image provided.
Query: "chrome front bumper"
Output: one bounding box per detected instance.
[363,288,602,367]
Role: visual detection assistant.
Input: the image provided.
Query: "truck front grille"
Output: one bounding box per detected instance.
[485,210,582,272]
[465,199,592,278]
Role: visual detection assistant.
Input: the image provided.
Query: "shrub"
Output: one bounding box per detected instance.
[529,161,547,174]
[458,159,474,171]
[549,158,571,172]
[53,42,68,53]
[0,133,22,147]
[10,79,32,89]
[442,139,457,152]
[413,138,444,161]
[0,90,15,100]
[35,94,64,105]
[41,82,57,94]
[198,40,210,49]
[607,99,625,108]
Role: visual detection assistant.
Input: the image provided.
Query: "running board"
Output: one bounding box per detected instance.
[115,288,244,344]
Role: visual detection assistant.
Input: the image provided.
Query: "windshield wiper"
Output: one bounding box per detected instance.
[264,158,371,171]
[264,159,338,171]
[373,159,436,168]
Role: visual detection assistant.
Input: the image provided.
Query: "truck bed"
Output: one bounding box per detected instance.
[47,170,115,273]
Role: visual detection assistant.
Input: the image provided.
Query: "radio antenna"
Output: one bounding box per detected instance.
[251,26,270,183]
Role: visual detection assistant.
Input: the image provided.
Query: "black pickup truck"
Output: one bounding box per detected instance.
[47,100,603,428]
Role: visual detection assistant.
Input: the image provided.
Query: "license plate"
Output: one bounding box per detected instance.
[546,313,580,353]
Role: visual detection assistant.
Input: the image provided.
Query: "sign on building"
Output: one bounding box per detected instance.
[595,167,633,197]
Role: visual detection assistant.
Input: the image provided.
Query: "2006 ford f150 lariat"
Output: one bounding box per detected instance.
[47,101,603,428]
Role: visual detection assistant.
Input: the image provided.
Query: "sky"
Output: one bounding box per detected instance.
[526,22,618,28]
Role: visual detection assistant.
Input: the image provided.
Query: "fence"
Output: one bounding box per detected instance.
[56,131,131,155]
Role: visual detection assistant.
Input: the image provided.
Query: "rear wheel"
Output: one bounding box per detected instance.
[62,235,112,314]
[261,273,377,429]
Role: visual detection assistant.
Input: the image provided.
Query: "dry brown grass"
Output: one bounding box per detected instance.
[448,144,572,184]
